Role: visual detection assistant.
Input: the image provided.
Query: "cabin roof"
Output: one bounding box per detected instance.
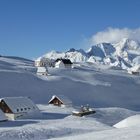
[0,109,7,121]
[48,95,72,105]
[55,59,73,64]
[0,97,39,113]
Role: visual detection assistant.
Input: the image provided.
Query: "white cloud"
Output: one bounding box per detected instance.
[90,27,140,45]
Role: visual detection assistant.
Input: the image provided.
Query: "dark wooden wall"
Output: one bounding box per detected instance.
[0,100,13,113]
[49,98,63,106]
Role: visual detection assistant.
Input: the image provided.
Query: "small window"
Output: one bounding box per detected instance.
[28,107,30,110]
[21,108,23,111]
[24,108,27,110]
[17,109,19,112]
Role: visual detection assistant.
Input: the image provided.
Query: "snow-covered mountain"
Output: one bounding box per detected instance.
[44,48,88,62]
[39,38,140,70]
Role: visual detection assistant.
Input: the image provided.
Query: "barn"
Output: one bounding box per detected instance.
[48,95,72,107]
[0,109,7,122]
[0,97,40,120]
[55,58,73,69]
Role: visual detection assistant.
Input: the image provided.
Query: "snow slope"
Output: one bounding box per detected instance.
[0,56,140,110]
[0,56,140,139]
[0,105,138,140]
[51,125,140,140]
[114,114,140,128]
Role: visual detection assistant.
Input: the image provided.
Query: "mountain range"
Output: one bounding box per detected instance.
[39,38,140,70]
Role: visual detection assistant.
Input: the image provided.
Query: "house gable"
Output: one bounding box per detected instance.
[49,97,63,106]
[0,100,13,113]
[49,95,72,107]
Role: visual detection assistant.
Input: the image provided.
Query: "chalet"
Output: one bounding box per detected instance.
[0,97,40,120]
[35,57,48,76]
[0,109,7,122]
[55,58,73,69]
[48,95,72,107]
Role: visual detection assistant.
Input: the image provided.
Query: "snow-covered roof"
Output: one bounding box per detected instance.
[55,59,73,64]
[0,97,39,114]
[37,67,48,73]
[48,95,72,106]
[0,109,7,121]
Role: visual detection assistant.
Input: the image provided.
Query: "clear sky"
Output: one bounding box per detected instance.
[0,0,140,59]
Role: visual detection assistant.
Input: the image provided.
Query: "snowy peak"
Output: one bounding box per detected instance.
[87,43,115,58]
[114,38,140,54]
[43,49,88,62]
[37,38,140,70]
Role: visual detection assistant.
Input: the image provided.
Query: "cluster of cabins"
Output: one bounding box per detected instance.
[0,95,95,122]
[35,57,73,76]
[34,57,140,76]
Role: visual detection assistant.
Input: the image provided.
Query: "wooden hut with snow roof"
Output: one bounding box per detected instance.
[0,97,39,120]
[48,95,72,107]
[55,58,73,69]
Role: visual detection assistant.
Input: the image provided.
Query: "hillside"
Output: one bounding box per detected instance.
[0,56,140,110]
[0,55,140,139]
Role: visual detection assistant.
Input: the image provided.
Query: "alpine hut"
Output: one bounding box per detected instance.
[0,97,40,120]
[35,57,48,76]
[48,95,72,107]
[55,58,73,69]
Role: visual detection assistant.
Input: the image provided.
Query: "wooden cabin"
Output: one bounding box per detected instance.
[55,58,73,69]
[0,97,39,120]
[48,95,72,107]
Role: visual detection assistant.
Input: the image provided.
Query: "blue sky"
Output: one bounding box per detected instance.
[0,0,140,59]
